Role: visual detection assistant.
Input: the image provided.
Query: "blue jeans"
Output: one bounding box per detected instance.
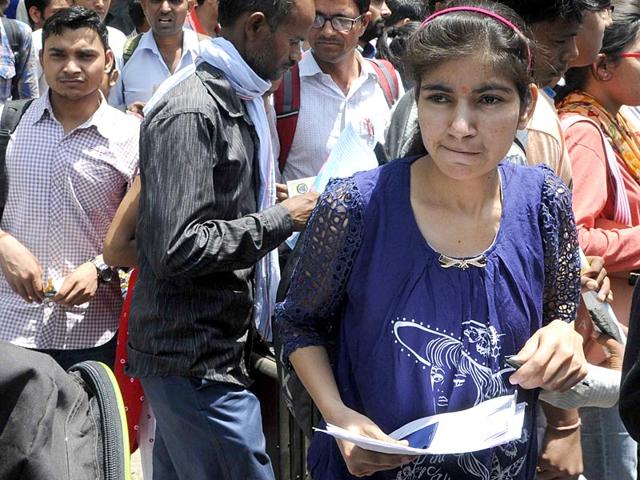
[581,405,638,480]
[140,376,275,480]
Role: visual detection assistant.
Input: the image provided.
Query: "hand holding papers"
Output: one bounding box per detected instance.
[314,394,525,456]
[286,124,379,249]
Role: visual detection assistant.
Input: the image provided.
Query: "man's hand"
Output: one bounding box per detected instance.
[509,320,588,391]
[594,333,624,371]
[281,191,320,231]
[0,233,44,303]
[536,427,583,479]
[581,256,612,302]
[126,101,145,118]
[276,183,289,203]
[330,405,416,477]
[52,262,99,307]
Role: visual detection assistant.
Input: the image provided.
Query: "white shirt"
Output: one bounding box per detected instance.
[0,93,139,349]
[108,28,200,109]
[622,106,640,129]
[15,0,29,25]
[280,50,403,183]
[33,26,127,96]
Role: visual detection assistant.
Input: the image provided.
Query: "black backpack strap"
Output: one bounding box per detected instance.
[0,98,33,219]
[1,18,23,100]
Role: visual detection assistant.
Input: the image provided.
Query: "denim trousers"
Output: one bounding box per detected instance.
[140,376,275,480]
[581,405,638,480]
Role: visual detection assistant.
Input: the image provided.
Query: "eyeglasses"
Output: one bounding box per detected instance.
[620,52,640,59]
[312,12,364,33]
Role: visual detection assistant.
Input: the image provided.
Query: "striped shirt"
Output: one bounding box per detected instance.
[0,93,139,349]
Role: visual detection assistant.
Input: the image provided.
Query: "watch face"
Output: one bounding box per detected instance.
[100,268,115,283]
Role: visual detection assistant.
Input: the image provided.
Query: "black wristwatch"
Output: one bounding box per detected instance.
[91,255,115,283]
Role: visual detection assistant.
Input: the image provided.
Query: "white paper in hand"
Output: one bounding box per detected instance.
[314,394,525,456]
[286,124,378,249]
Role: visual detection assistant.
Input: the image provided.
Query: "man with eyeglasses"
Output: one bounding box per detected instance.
[275,0,403,185]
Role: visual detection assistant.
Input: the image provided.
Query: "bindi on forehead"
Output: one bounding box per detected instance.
[461,86,470,95]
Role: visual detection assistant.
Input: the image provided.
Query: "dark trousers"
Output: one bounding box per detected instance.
[33,332,118,371]
[140,376,276,480]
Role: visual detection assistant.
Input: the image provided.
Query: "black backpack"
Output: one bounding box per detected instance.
[0,342,130,479]
[0,98,33,219]
[1,17,27,101]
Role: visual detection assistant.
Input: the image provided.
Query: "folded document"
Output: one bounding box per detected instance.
[314,394,525,456]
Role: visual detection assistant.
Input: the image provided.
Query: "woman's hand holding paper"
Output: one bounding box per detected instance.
[329,405,416,478]
[509,320,588,391]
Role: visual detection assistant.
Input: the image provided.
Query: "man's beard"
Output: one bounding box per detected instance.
[360,18,385,43]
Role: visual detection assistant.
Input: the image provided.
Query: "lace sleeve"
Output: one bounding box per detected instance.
[274,176,365,369]
[539,168,581,325]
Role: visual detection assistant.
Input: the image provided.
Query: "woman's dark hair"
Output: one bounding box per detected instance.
[42,6,109,51]
[497,0,587,25]
[558,0,640,99]
[376,21,421,86]
[404,0,534,105]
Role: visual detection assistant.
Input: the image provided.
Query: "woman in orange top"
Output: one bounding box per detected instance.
[556,5,640,478]
[557,2,640,333]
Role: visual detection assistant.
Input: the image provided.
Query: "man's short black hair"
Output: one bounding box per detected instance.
[355,0,371,15]
[42,6,109,51]
[386,0,427,24]
[128,1,146,29]
[25,0,48,16]
[497,0,588,24]
[581,0,612,12]
[218,0,297,30]
[25,0,48,28]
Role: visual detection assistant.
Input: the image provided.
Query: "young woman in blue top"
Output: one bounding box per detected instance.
[275,2,587,479]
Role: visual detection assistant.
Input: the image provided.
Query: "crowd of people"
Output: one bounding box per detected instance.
[0,0,640,479]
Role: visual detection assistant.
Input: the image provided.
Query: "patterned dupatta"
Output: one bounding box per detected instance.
[557,91,640,181]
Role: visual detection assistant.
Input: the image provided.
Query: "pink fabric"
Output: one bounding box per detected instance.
[561,115,632,226]
[562,116,640,273]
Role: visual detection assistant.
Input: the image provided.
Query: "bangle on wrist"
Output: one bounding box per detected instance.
[547,419,581,432]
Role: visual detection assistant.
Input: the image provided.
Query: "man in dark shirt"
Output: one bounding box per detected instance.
[127,0,316,478]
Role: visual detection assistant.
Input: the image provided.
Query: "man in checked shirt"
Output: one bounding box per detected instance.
[0,6,139,370]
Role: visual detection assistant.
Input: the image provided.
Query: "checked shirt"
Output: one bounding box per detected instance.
[0,93,139,349]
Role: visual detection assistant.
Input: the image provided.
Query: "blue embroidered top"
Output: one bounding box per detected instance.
[275,158,581,480]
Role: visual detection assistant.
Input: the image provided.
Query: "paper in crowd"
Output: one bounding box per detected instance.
[314,394,526,456]
[286,123,378,249]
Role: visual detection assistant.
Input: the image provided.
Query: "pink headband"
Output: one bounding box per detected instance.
[420,6,532,71]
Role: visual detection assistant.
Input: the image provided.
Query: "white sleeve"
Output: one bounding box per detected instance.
[539,364,620,409]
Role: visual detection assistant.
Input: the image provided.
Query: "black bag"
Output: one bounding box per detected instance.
[1,18,26,101]
[0,99,33,219]
[0,342,129,479]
